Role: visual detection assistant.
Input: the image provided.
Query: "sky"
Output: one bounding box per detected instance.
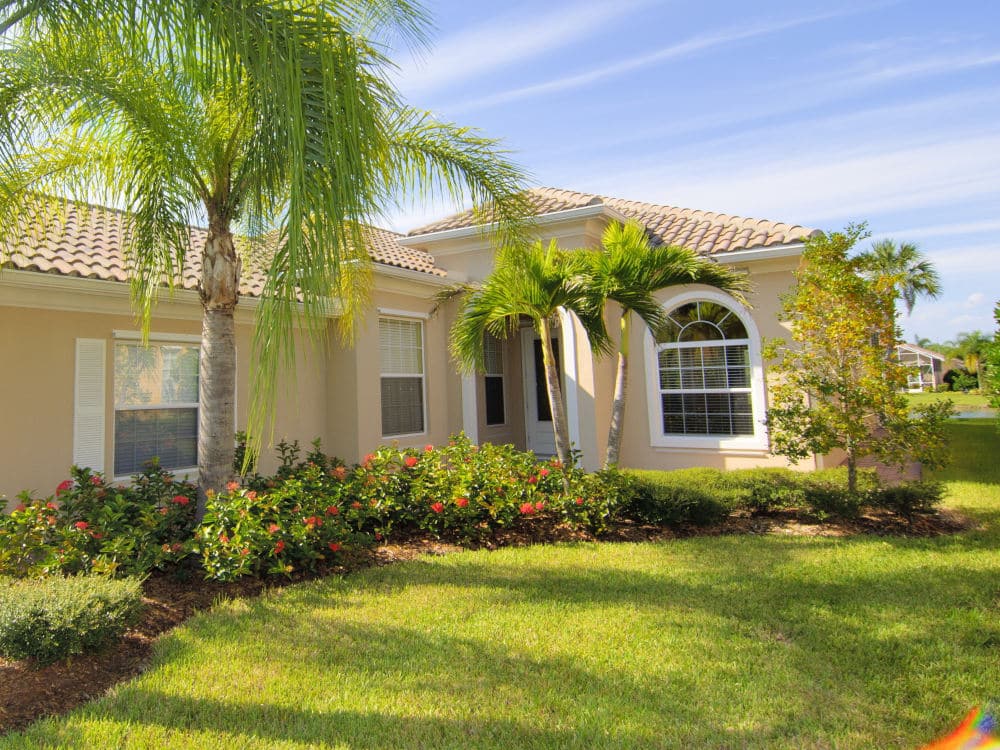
[384,0,999,345]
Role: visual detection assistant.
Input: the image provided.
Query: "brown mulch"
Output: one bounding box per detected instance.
[0,508,974,737]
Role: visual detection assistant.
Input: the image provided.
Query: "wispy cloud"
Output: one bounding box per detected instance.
[394,1,648,98]
[444,7,863,113]
[875,219,1000,240]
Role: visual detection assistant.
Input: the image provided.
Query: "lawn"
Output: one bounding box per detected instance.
[4,425,999,749]
[906,390,994,411]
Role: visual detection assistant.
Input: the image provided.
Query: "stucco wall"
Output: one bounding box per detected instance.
[0,298,329,505]
[616,258,820,472]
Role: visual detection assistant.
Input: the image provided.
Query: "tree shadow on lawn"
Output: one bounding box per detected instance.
[55,536,994,750]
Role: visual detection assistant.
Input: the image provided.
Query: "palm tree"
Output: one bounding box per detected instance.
[447,240,610,467]
[0,5,527,515]
[583,221,751,468]
[857,239,942,315]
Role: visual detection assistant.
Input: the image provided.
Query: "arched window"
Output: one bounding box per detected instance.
[644,293,767,449]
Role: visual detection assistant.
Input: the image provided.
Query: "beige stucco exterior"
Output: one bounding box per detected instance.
[1,206,818,505]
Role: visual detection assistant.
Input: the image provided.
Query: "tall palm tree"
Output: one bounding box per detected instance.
[857,239,942,315]
[447,240,610,467]
[583,221,751,468]
[0,5,527,515]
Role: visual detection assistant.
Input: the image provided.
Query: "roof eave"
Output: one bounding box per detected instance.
[708,242,807,263]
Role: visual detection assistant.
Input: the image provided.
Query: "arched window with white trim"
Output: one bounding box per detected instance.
[645,291,768,450]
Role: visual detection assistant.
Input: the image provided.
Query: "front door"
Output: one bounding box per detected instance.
[521,328,561,456]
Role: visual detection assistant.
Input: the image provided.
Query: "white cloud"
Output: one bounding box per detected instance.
[393,1,647,97]
[965,292,986,308]
[444,7,859,113]
[874,219,1000,240]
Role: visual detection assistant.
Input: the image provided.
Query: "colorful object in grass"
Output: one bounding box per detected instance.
[922,706,1000,749]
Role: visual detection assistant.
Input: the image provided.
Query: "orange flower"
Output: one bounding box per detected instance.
[328,542,342,552]
[274,539,285,554]
[326,505,340,515]
[455,497,469,508]
[519,503,535,515]
[404,456,418,468]
[430,502,445,514]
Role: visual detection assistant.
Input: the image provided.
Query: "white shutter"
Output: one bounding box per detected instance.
[74,338,106,472]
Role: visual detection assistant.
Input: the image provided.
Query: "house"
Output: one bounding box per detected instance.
[0,188,820,503]
[895,343,950,391]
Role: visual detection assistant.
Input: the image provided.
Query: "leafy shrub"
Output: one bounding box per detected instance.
[626,470,733,527]
[560,469,633,535]
[871,481,945,519]
[194,470,366,581]
[0,463,196,578]
[0,575,143,664]
[800,468,879,519]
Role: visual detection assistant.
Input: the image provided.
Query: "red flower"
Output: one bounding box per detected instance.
[240,548,250,556]
[351,501,363,510]
[328,542,342,552]
[539,468,549,478]
[430,502,445,514]
[226,481,240,492]
[171,543,183,553]
[304,515,322,528]
[89,475,102,486]
[56,480,73,496]
[326,505,340,515]
[73,521,89,530]
[575,497,584,505]
[246,491,258,501]
[424,444,434,453]
[519,503,535,515]
[374,531,383,541]
[455,497,469,508]
[91,531,104,540]
[331,466,347,480]
[550,459,563,469]
[159,507,169,515]
[46,501,58,510]
[274,539,285,554]
[172,495,190,505]
[535,501,545,512]
[404,456,418,468]
[527,476,537,485]
[219,533,230,544]
[268,523,280,534]
[13,504,25,512]
[363,453,376,465]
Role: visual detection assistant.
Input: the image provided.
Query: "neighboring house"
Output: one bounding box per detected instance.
[0,187,820,502]
[896,343,949,391]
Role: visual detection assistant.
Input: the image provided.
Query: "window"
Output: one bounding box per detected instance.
[483,333,505,425]
[114,341,199,475]
[380,317,425,436]
[653,300,754,438]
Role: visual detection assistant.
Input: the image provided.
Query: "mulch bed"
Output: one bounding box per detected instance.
[0,508,974,736]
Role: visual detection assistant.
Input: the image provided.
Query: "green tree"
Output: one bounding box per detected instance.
[446,240,609,467]
[764,225,952,493]
[983,302,1000,414]
[856,239,942,315]
[0,4,527,514]
[944,330,992,387]
[582,220,750,468]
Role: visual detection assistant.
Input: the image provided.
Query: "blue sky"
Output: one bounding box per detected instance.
[386,0,999,344]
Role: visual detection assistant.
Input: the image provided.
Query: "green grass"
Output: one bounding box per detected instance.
[906,390,994,410]
[5,424,999,749]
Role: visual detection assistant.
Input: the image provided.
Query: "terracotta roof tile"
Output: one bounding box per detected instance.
[1,202,446,295]
[407,186,818,255]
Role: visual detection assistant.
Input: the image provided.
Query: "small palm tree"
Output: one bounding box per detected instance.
[583,221,751,468]
[0,7,527,514]
[857,240,942,315]
[447,240,609,466]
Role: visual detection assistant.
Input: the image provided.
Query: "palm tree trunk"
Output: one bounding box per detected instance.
[604,310,630,468]
[538,316,571,466]
[196,210,241,518]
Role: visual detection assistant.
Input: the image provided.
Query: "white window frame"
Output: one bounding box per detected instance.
[483,332,506,426]
[379,315,428,438]
[112,331,201,480]
[643,289,769,451]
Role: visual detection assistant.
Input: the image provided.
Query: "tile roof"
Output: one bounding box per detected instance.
[407,186,819,255]
[1,201,445,295]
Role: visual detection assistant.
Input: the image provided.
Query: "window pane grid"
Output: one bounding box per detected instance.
[380,318,425,436]
[656,300,754,437]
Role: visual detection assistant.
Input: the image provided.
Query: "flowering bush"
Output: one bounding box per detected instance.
[194,463,369,581]
[0,463,196,578]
